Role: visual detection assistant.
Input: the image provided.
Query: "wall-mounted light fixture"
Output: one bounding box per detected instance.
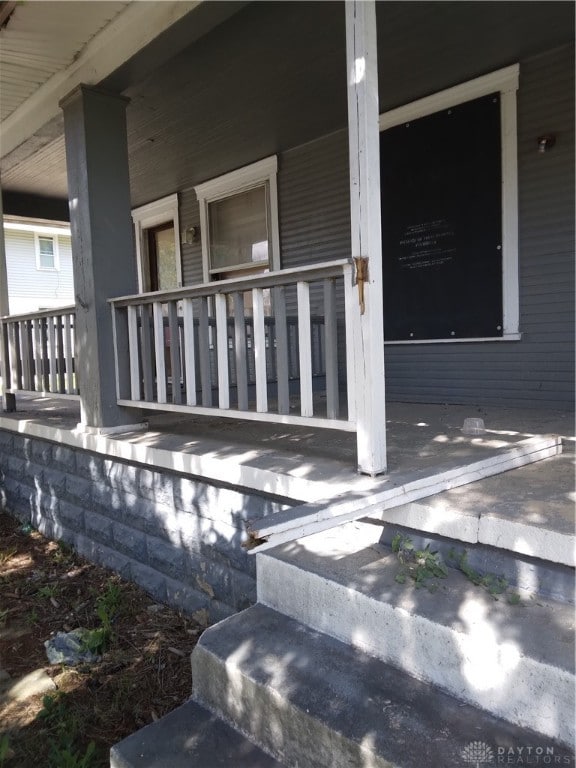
[537,135,556,153]
[183,226,199,245]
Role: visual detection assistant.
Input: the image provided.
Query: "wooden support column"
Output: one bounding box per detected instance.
[345,0,387,475]
[60,86,144,433]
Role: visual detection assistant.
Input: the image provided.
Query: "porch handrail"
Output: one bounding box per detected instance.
[0,304,76,323]
[109,259,352,306]
[0,306,79,399]
[109,259,356,431]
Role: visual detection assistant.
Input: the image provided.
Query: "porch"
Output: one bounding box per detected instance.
[0,390,572,511]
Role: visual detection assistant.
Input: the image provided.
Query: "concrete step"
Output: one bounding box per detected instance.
[110,699,285,768]
[192,604,574,768]
[257,522,575,746]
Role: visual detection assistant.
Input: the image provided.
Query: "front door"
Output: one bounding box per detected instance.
[147,222,178,293]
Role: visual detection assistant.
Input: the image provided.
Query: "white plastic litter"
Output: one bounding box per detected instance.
[44,629,101,665]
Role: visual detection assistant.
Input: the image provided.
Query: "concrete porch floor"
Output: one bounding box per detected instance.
[0,395,573,568]
[0,396,573,488]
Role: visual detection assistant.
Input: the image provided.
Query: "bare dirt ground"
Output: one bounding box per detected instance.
[0,510,207,767]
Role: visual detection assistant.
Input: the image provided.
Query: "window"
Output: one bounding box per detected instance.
[379,65,519,343]
[35,234,59,270]
[194,156,280,283]
[132,194,182,293]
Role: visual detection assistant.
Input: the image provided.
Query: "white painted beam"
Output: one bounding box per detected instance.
[247,436,562,552]
[345,0,387,475]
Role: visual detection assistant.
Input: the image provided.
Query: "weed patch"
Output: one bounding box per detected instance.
[392,534,448,591]
[0,511,207,767]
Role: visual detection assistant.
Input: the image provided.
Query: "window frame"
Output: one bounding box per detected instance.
[131,193,182,293]
[379,64,520,344]
[194,155,281,283]
[34,233,59,271]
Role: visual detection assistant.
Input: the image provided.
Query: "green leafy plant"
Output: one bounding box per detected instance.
[25,608,39,626]
[48,740,97,768]
[448,549,509,599]
[392,534,448,590]
[37,584,60,600]
[80,580,124,655]
[0,733,11,766]
[37,694,98,768]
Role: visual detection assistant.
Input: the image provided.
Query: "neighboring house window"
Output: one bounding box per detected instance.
[35,234,59,271]
[194,156,280,283]
[379,64,519,343]
[132,193,182,293]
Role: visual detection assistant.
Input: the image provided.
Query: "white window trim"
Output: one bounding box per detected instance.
[131,193,182,292]
[194,155,280,283]
[380,64,520,343]
[34,232,60,271]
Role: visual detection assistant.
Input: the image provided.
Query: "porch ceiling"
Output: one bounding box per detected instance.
[1,1,574,210]
[0,0,248,200]
[0,1,130,124]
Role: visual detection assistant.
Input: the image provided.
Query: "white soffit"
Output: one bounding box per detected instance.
[0,0,201,159]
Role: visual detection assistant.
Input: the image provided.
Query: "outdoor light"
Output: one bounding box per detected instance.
[537,135,556,153]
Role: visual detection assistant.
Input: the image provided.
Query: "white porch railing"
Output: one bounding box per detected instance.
[109,260,357,431]
[0,306,78,398]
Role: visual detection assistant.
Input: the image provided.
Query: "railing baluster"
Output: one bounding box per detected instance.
[198,297,212,407]
[64,314,74,394]
[56,315,65,393]
[343,262,356,423]
[168,301,182,405]
[48,316,57,393]
[127,305,141,401]
[324,278,339,419]
[272,286,289,415]
[297,281,313,417]
[214,293,229,409]
[0,321,10,396]
[252,287,267,413]
[233,293,248,410]
[153,301,167,404]
[40,318,49,391]
[19,320,31,391]
[8,323,19,390]
[139,304,154,402]
[182,298,196,406]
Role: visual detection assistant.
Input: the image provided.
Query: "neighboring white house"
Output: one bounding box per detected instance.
[2,217,74,315]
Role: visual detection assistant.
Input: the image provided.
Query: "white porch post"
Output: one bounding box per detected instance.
[0,175,15,411]
[345,0,387,475]
[0,176,8,319]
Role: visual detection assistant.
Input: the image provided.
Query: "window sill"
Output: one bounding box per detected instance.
[385,334,522,345]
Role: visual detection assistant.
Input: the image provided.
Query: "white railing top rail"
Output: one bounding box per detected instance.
[109,259,352,307]
[0,305,76,323]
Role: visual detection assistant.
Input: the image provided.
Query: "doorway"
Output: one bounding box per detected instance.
[146,222,178,293]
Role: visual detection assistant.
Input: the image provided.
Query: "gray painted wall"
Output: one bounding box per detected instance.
[123,3,573,410]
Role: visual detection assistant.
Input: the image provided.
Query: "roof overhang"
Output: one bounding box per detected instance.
[0,1,202,161]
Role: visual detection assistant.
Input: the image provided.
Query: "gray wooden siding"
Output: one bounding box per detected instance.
[123,1,573,411]
[382,44,574,410]
[4,229,74,315]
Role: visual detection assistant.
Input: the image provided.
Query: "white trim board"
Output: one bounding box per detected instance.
[131,193,183,292]
[194,155,281,283]
[246,435,562,552]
